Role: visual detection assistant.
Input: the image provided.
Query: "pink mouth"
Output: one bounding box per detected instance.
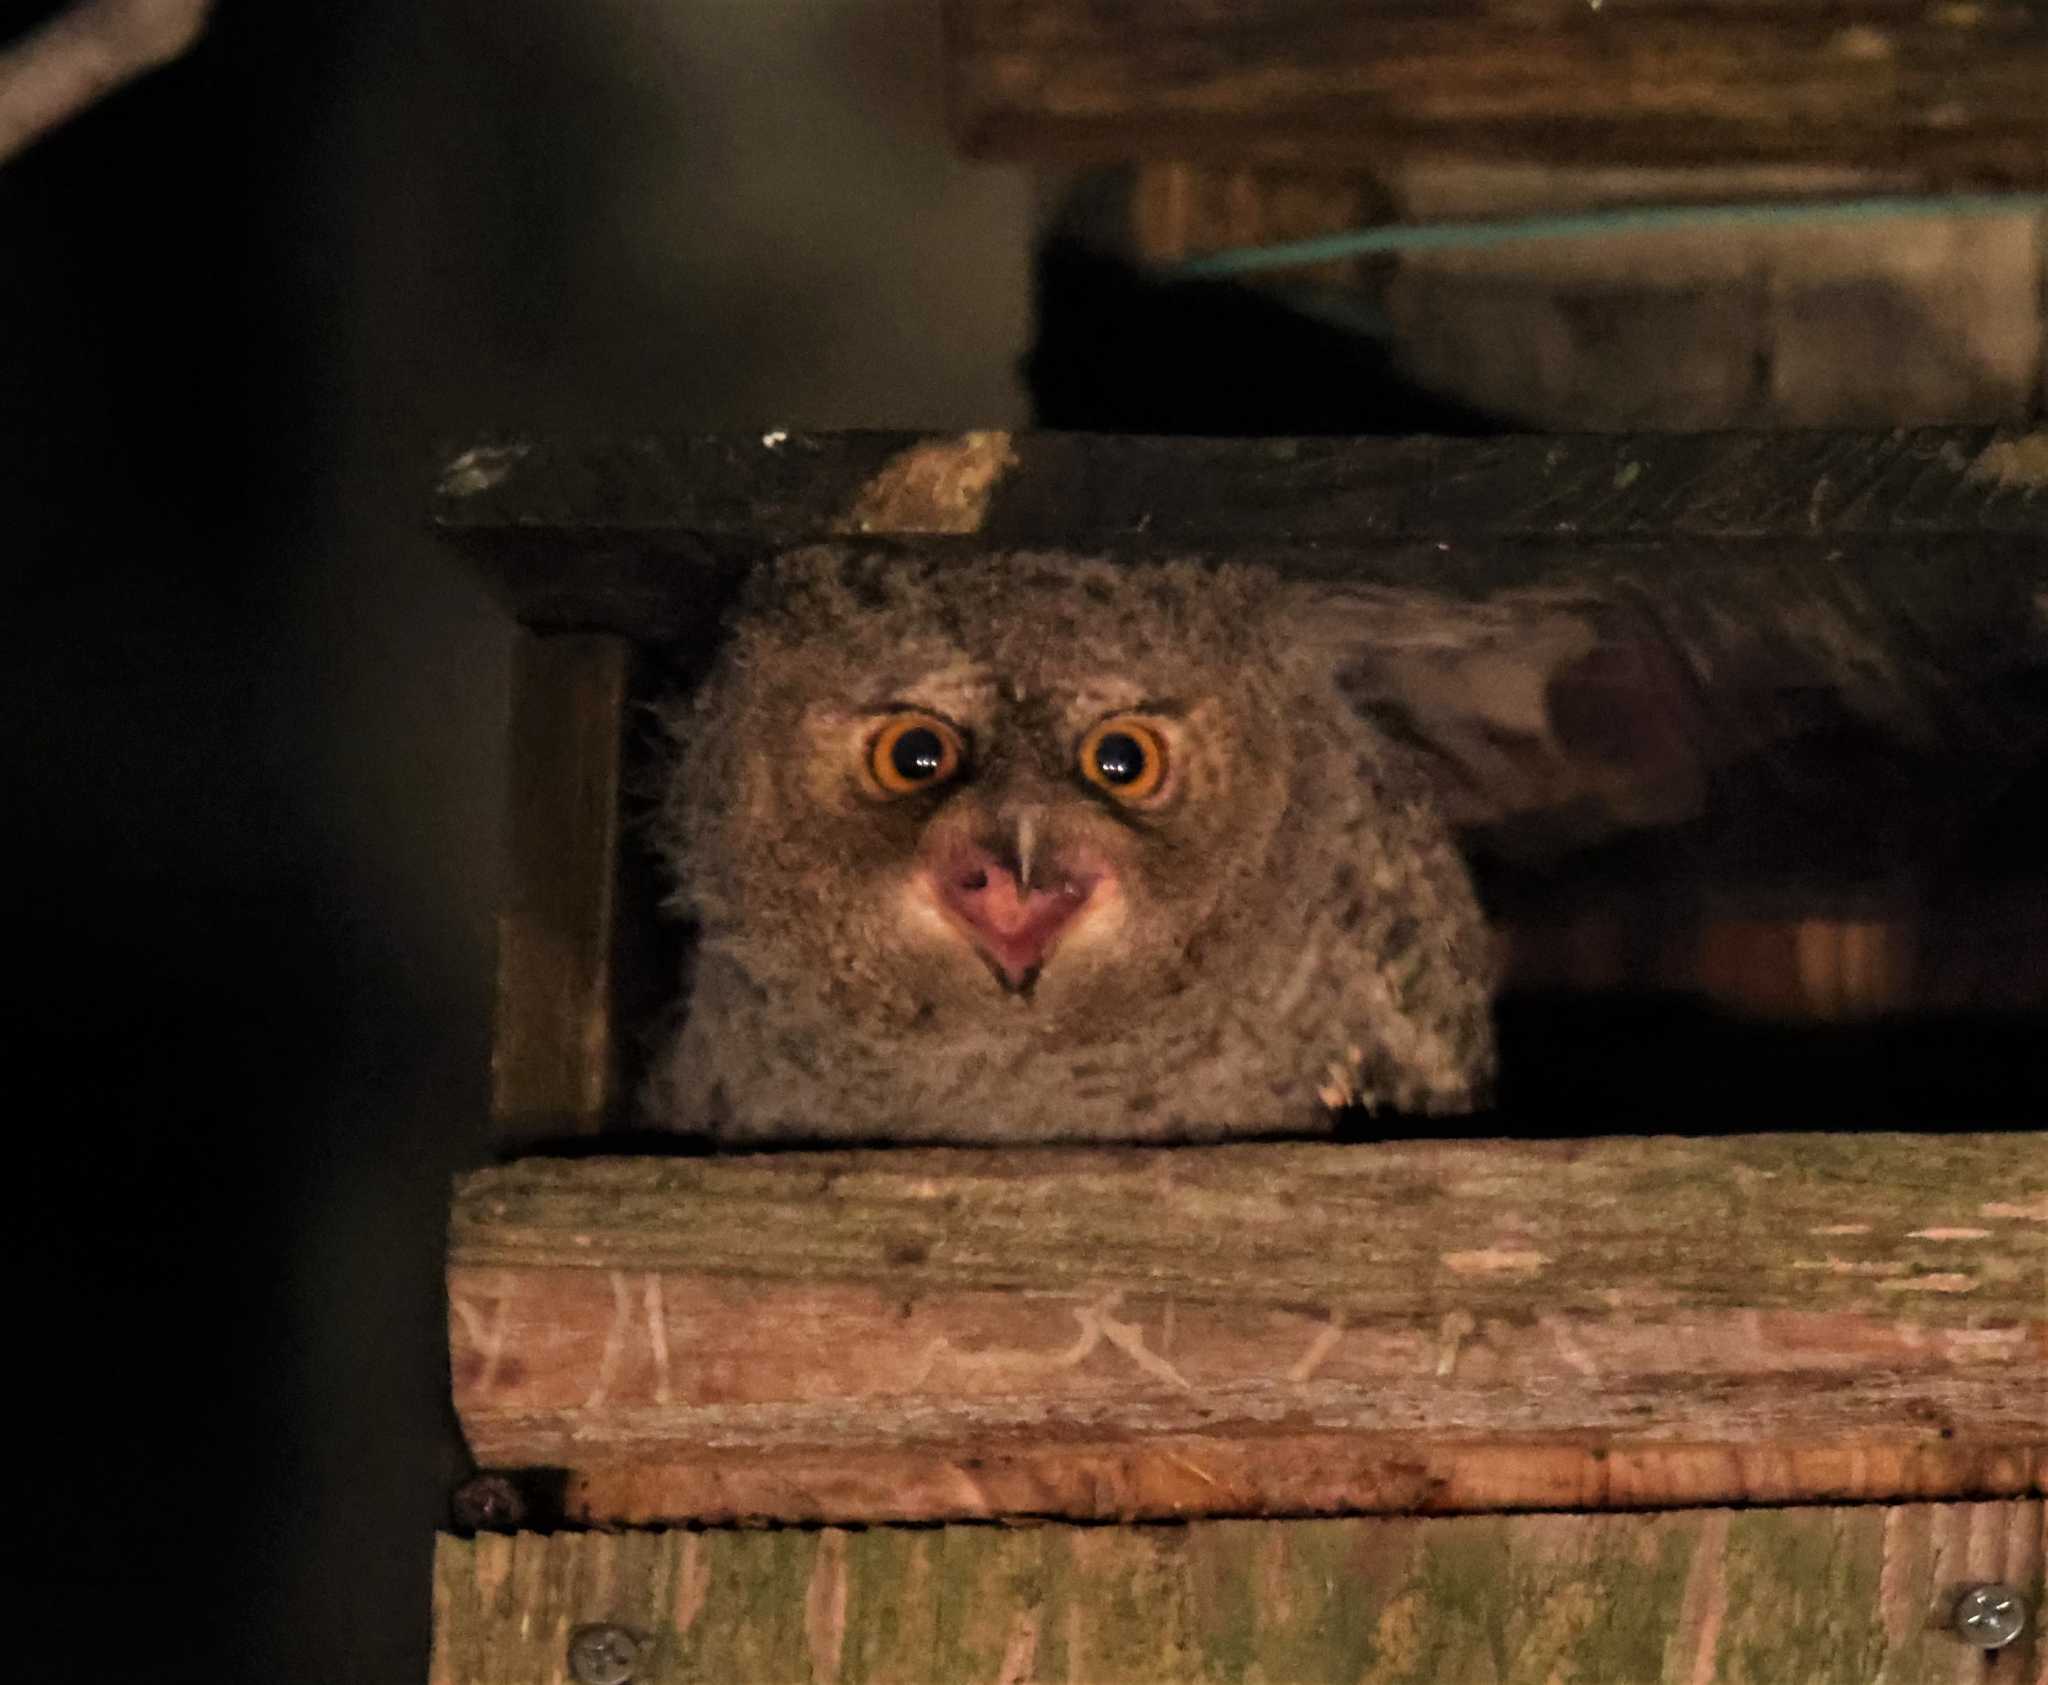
[929,848,1098,991]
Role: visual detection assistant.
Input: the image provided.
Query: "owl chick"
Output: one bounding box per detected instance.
[648,547,1495,1144]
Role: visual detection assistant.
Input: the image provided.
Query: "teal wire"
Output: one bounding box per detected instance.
[1168,192,2048,277]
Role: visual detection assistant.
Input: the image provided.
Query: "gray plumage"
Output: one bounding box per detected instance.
[648,547,1495,1143]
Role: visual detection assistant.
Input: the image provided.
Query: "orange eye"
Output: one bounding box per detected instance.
[1079,717,1169,804]
[868,713,965,797]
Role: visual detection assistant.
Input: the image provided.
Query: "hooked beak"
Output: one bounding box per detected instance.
[928,813,1096,992]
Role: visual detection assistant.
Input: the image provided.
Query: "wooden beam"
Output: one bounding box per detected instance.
[435,429,2048,869]
[430,1500,2048,1683]
[449,1136,2048,1526]
[435,430,2048,570]
[944,0,2048,187]
[491,632,642,1137]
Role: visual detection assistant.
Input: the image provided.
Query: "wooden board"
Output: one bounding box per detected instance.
[430,1500,2047,1683]
[1119,160,2048,433]
[436,427,2048,866]
[448,1136,2048,1527]
[492,632,641,1136]
[435,429,2048,570]
[945,0,2048,186]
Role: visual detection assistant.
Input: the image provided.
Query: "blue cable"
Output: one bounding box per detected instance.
[1167,192,2048,278]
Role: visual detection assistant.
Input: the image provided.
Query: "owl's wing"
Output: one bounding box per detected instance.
[1281,581,1708,860]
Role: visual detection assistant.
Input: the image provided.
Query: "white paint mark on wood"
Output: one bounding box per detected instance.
[449,1272,513,1396]
[1793,1255,1910,1276]
[1097,1294,1196,1391]
[1983,1195,2048,1221]
[1436,1309,1476,1377]
[913,1290,1193,1392]
[1943,1327,2027,1360]
[1443,1246,1550,1275]
[642,1274,672,1405]
[1812,1223,1873,1236]
[1876,1273,1979,1294]
[583,1270,632,1409]
[1162,1449,1225,1493]
[1288,1319,1346,1382]
[1543,1314,1601,1378]
[1909,1227,1992,1241]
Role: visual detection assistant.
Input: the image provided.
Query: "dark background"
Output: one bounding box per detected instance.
[1,2,1029,1676]
[6,4,2044,1679]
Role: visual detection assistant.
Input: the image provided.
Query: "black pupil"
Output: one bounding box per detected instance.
[889,727,947,783]
[1093,732,1147,786]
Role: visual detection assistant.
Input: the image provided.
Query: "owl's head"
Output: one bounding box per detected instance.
[659,548,1362,1032]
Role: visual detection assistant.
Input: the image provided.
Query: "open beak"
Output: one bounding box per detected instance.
[930,823,1095,991]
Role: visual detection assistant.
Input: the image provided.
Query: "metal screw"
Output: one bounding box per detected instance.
[1954,1584,2029,1650]
[568,1623,642,1685]
[450,1472,526,1532]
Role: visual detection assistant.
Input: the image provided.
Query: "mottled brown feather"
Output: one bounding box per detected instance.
[647,548,1494,1143]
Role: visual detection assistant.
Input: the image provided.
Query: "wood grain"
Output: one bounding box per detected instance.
[449,1137,2048,1525]
[491,632,638,1136]
[1121,160,2048,434]
[436,429,2048,879]
[945,0,2048,186]
[435,429,2048,562]
[430,1500,2048,1683]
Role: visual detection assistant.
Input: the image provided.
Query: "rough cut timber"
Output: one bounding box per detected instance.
[437,427,2048,880]
[449,1135,2048,1528]
[492,632,640,1136]
[944,0,2048,186]
[430,1500,2048,1684]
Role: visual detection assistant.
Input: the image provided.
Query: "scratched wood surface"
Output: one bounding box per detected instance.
[945,0,2048,185]
[430,1500,2047,1684]
[449,1136,2048,1526]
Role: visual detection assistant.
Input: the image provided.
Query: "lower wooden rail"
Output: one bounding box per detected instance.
[449,1134,2047,1527]
[430,1500,2046,1684]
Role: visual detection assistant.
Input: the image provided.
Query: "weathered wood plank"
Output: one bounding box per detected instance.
[563,1440,2046,1533]
[449,1137,2048,1525]
[945,0,2048,186]
[1121,160,2048,432]
[437,430,2048,879]
[436,430,2048,562]
[491,632,639,1136]
[430,1501,2048,1683]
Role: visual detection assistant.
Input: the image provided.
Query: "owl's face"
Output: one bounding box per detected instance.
[672,553,1307,1031]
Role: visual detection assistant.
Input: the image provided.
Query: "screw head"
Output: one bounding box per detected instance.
[1954,1584,2028,1650]
[450,1472,526,1532]
[568,1623,641,1685]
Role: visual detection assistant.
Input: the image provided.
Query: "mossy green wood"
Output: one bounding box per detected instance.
[453,1134,2047,1318]
[430,1502,2046,1684]
[451,1134,2047,1522]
